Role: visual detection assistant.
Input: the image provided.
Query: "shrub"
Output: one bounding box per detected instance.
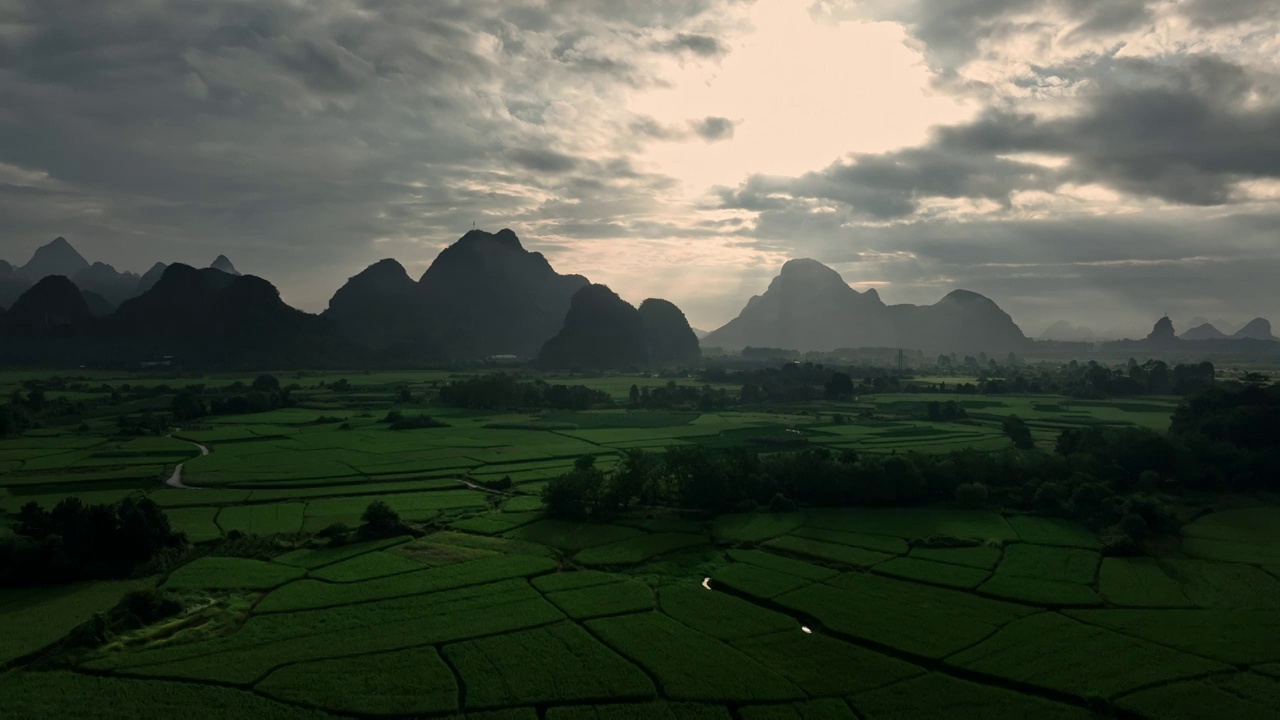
[954,482,989,508]
[359,502,404,539]
[768,493,798,512]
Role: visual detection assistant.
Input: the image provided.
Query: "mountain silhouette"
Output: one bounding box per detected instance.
[323,259,423,352]
[18,237,90,281]
[538,284,649,369]
[210,255,241,276]
[0,260,27,310]
[1145,316,1179,347]
[105,264,339,364]
[72,262,141,309]
[1039,320,1096,342]
[703,258,1027,353]
[1,275,93,335]
[1181,323,1227,340]
[415,229,589,358]
[136,262,168,295]
[1232,318,1276,340]
[80,289,114,317]
[639,298,701,367]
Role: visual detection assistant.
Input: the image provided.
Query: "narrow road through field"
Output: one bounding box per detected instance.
[165,437,210,489]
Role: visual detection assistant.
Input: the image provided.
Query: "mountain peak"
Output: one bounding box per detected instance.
[1233,317,1275,340]
[940,289,988,303]
[21,236,90,280]
[210,255,240,276]
[1181,322,1227,341]
[1147,316,1177,343]
[779,258,843,280]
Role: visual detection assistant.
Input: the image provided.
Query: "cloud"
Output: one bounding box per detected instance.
[719,54,1280,218]
[692,116,735,141]
[656,33,726,57]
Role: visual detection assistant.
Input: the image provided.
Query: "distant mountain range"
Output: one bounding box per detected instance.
[701,258,1028,354]
[4,234,1275,366]
[1039,320,1097,342]
[1102,316,1278,353]
[0,237,242,313]
[537,287,700,369]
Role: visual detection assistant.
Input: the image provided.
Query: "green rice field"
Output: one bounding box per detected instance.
[1,369,1274,718]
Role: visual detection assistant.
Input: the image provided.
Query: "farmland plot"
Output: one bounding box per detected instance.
[445,622,655,709]
[851,672,1093,719]
[946,612,1229,697]
[775,572,1035,659]
[257,647,459,716]
[586,612,804,702]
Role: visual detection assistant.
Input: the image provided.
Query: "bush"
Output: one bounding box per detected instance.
[1137,470,1161,493]
[359,502,404,539]
[768,493,798,512]
[954,482,989,508]
[389,415,448,430]
[317,522,351,542]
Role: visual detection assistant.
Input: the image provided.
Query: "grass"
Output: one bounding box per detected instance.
[272,536,411,569]
[731,630,923,696]
[995,543,1100,585]
[87,580,564,685]
[1,671,331,719]
[737,699,857,719]
[546,703,730,719]
[1117,672,1280,720]
[308,550,429,582]
[763,534,893,568]
[711,512,806,543]
[542,578,655,619]
[577,533,709,566]
[256,646,459,716]
[1097,557,1193,607]
[946,612,1230,698]
[776,572,1035,659]
[0,580,152,665]
[658,584,797,640]
[444,622,655,709]
[852,672,1094,719]
[1160,558,1280,609]
[803,507,1018,542]
[256,554,557,613]
[907,544,1001,569]
[586,612,805,702]
[164,557,305,591]
[874,556,991,589]
[1005,515,1101,549]
[506,519,646,552]
[1065,608,1280,665]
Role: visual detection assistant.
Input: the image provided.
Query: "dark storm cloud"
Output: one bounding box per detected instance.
[692,116,735,141]
[656,33,726,57]
[720,54,1280,216]
[0,0,736,309]
[509,148,580,173]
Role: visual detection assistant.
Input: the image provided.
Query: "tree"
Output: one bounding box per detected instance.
[359,501,403,538]
[954,482,989,508]
[395,385,412,403]
[1002,415,1035,449]
[825,372,855,401]
[629,384,641,407]
[171,391,206,422]
[252,374,280,392]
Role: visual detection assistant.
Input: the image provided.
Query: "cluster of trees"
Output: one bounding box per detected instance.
[909,359,1217,399]
[1,497,186,586]
[1,387,85,437]
[170,374,293,422]
[437,374,612,410]
[543,380,1277,552]
[628,382,733,411]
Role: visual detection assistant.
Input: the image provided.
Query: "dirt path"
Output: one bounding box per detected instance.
[165,438,210,489]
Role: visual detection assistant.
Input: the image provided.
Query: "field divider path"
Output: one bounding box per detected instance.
[164,436,210,490]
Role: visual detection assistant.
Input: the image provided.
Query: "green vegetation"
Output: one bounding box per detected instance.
[2,368,1278,717]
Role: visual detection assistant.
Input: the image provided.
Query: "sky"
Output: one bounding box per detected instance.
[1,0,1278,338]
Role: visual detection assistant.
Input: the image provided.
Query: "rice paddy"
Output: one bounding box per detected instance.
[1,369,1273,718]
